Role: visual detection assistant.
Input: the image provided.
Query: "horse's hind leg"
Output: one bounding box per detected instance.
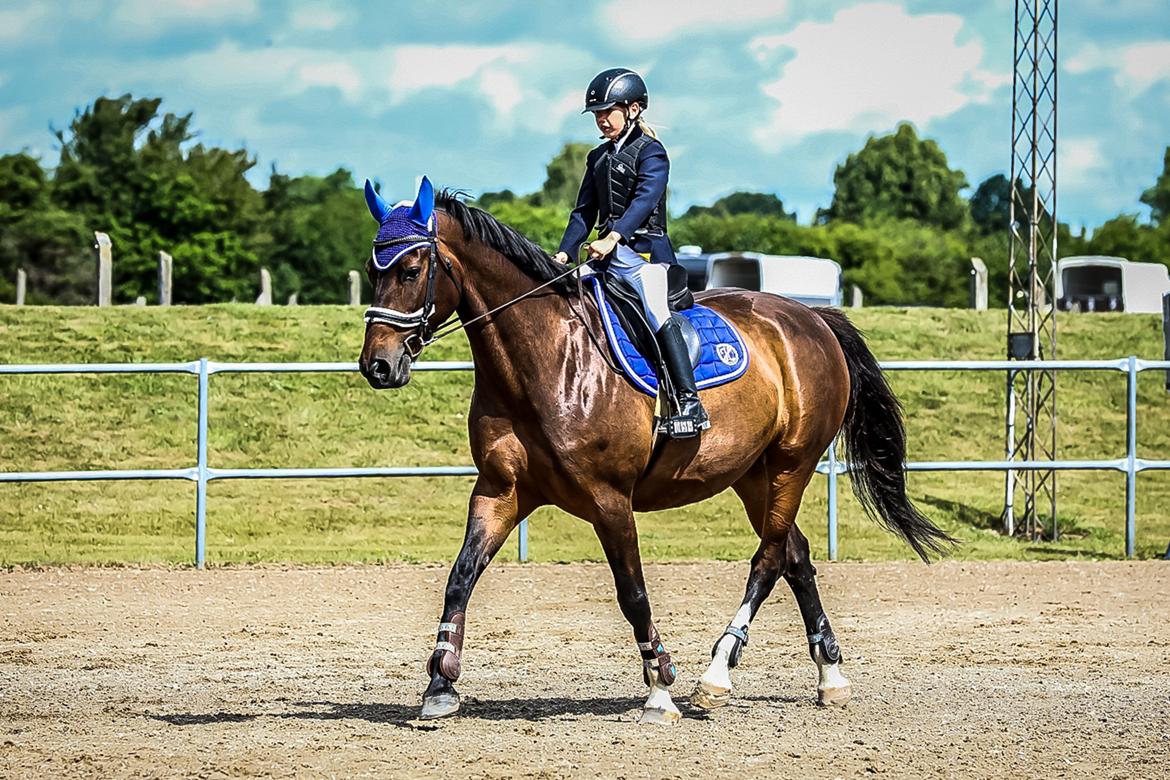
[692,461,832,709]
[784,524,851,706]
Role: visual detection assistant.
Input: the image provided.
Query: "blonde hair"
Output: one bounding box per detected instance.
[636,116,658,139]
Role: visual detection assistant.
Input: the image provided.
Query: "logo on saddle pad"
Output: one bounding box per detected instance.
[715,343,740,366]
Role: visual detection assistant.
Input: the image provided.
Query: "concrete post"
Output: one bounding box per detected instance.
[256,268,272,306]
[970,257,988,310]
[850,285,863,309]
[158,251,173,306]
[94,232,112,307]
[15,269,26,305]
[134,296,147,306]
[287,293,298,306]
[348,270,361,306]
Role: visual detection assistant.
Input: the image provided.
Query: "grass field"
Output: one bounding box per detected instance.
[0,304,1167,565]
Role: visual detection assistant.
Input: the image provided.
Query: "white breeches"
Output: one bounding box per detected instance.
[608,244,671,332]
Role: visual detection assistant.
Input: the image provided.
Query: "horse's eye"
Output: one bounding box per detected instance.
[401,266,422,283]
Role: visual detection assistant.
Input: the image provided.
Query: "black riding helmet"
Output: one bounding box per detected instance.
[582,68,648,113]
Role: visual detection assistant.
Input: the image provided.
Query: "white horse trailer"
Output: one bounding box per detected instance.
[705,252,843,307]
[1056,256,1170,313]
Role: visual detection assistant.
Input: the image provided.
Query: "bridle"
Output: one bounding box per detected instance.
[363,217,596,359]
[363,222,460,357]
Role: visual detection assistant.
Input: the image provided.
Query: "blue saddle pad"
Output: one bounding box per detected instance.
[589,275,749,397]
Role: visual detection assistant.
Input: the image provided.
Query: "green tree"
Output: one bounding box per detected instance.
[52,95,263,303]
[0,153,90,303]
[824,123,969,230]
[1140,146,1170,225]
[969,174,1012,235]
[684,191,795,221]
[532,142,592,209]
[1085,215,1169,266]
[258,169,370,303]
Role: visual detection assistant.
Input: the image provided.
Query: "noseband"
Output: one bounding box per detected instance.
[363,223,458,357]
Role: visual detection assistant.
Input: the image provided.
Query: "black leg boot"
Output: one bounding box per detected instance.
[655,318,710,439]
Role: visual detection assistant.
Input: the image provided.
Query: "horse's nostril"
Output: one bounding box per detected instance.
[370,358,392,379]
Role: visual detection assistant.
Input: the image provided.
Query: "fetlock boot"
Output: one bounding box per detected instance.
[655,318,710,438]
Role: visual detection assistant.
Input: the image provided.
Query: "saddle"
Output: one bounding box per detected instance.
[598,264,701,371]
[587,270,750,399]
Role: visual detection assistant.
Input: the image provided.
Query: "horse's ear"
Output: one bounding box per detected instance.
[364,178,391,223]
[409,176,435,227]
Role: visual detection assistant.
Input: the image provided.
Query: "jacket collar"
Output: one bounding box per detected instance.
[611,122,643,152]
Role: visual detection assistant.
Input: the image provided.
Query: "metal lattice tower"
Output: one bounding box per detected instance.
[1004,0,1058,540]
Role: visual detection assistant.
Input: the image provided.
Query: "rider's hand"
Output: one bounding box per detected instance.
[588,232,621,260]
[552,251,570,264]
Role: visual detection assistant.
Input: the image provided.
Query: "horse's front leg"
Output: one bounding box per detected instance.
[420,483,520,719]
[594,509,681,726]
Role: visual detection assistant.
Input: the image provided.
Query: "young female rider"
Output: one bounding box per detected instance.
[552,68,709,437]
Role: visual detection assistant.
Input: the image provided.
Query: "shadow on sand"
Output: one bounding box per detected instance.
[147,696,640,729]
[146,691,808,728]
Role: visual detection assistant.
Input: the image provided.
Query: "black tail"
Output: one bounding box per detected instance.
[815,308,955,562]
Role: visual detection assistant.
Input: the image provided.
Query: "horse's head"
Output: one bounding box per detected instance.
[359,176,460,389]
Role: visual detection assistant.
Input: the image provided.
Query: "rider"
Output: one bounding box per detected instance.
[553,68,709,437]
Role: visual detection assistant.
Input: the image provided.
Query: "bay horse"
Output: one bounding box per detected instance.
[358,178,952,724]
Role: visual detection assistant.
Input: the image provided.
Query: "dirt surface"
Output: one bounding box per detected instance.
[1,561,1168,779]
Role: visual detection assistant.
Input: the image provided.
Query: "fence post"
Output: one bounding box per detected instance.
[256,268,272,305]
[196,358,209,568]
[518,518,528,562]
[287,293,298,306]
[348,270,361,306]
[850,285,863,309]
[158,251,173,306]
[15,269,26,305]
[970,257,988,310]
[1162,292,1169,392]
[134,296,146,306]
[1126,355,1137,559]
[94,232,112,307]
[827,437,839,561]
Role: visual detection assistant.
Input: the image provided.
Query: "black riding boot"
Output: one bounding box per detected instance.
[655,317,710,438]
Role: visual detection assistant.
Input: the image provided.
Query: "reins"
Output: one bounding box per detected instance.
[365,226,617,368]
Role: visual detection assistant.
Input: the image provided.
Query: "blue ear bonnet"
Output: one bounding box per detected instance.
[372,208,433,270]
[365,177,436,271]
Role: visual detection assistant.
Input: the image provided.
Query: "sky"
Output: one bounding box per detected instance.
[1,0,1168,228]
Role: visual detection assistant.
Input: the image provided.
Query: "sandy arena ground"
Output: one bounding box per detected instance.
[1,561,1168,779]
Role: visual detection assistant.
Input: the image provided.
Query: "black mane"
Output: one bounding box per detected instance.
[435,190,575,295]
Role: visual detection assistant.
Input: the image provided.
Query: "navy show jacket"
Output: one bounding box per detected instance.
[557,125,678,266]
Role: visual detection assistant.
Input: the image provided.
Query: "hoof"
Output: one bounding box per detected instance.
[638,706,681,726]
[420,692,461,720]
[817,684,852,707]
[690,680,731,710]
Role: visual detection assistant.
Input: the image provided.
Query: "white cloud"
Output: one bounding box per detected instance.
[1066,40,1170,93]
[296,61,363,101]
[749,3,1006,151]
[0,6,47,42]
[1060,137,1106,190]
[289,6,345,31]
[113,40,592,137]
[598,0,789,42]
[112,0,259,37]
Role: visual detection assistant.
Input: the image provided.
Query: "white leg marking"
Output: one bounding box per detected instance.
[693,603,752,709]
[814,644,852,707]
[640,668,681,725]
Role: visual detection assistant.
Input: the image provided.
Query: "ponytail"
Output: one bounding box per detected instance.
[636,116,658,139]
